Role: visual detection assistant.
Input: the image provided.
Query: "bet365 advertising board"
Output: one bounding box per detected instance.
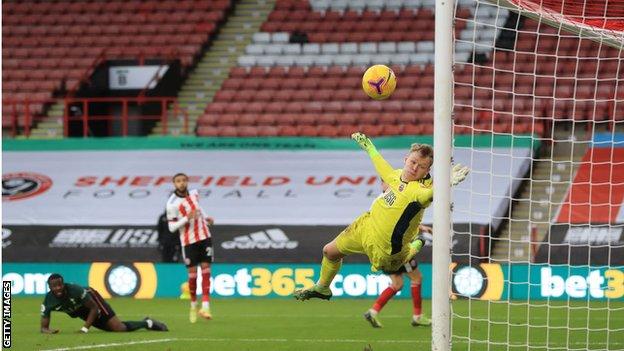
[4,262,622,301]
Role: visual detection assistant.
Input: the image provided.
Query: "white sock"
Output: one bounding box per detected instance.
[202,301,210,309]
[413,314,421,320]
[369,309,378,317]
[191,301,197,309]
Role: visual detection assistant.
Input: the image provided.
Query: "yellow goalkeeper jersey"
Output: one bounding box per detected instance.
[368,154,433,256]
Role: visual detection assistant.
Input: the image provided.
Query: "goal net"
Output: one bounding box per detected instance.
[447,0,624,349]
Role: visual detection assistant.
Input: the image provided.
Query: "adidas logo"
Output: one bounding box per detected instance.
[221,229,298,250]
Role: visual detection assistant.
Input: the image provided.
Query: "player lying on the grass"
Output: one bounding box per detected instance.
[40,274,168,334]
[364,225,432,328]
[294,132,469,301]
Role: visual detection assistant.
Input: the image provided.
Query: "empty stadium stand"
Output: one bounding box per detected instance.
[191,0,622,137]
[194,0,484,136]
[2,0,231,135]
[3,0,622,139]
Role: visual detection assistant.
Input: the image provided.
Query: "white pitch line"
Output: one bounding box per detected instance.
[164,338,624,346]
[39,337,423,351]
[40,338,177,351]
[176,337,420,344]
[39,337,624,351]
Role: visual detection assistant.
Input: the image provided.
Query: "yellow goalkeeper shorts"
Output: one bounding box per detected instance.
[335,212,411,273]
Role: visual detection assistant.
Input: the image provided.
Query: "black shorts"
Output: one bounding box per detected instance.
[76,289,117,331]
[182,238,213,267]
[389,256,419,275]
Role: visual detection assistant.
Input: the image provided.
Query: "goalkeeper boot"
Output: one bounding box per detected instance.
[364,310,383,328]
[411,314,432,326]
[293,285,332,301]
[198,307,212,320]
[189,306,197,323]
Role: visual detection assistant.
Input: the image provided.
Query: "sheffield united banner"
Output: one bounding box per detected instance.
[2,147,531,227]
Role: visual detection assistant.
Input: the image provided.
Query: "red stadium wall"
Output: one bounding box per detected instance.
[557,147,624,224]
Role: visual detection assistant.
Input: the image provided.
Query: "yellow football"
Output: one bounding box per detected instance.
[361,64,397,100]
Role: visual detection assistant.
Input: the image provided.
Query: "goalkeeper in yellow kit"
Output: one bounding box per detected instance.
[294,132,469,301]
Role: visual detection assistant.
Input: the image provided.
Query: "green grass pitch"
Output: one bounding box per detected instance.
[10,297,623,351]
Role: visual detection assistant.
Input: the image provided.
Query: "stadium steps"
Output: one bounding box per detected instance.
[150,0,275,136]
[491,127,588,262]
[27,102,64,139]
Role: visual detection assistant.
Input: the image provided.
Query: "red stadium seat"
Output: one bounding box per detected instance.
[382,124,403,136]
[265,102,286,113]
[197,126,219,137]
[314,89,334,101]
[279,125,299,136]
[284,102,304,114]
[336,113,358,126]
[289,90,311,102]
[234,114,255,126]
[256,114,277,126]
[317,126,340,137]
[317,114,337,126]
[254,90,273,102]
[275,114,298,126]
[359,113,378,125]
[343,101,363,113]
[215,126,237,137]
[298,125,319,136]
[257,126,279,137]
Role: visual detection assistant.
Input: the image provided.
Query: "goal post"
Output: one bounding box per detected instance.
[433,0,455,349]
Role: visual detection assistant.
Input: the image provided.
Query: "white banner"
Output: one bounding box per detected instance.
[109,65,169,90]
[2,148,530,226]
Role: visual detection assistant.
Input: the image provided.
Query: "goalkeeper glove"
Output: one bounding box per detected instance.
[451,163,470,186]
[351,132,379,156]
[409,237,425,254]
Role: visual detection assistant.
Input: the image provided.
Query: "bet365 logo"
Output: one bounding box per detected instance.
[541,267,624,299]
[2,172,52,201]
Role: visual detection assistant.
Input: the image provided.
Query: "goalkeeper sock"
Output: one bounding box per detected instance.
[411,282,422,316]
[317,256,342,288]
[123,320,148,331]
[372,286,398,313]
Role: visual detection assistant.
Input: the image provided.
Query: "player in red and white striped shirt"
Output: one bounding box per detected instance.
[166,173,214,323]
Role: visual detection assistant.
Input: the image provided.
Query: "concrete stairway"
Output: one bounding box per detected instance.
[25,102,64,139]
[491,127,590,262]
[151,0,275,136]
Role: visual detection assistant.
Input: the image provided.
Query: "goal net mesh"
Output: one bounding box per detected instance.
[451,0,623,349]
